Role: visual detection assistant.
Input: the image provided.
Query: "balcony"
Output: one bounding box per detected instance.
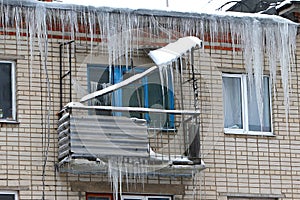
[57,102,204,176]
[57,36,204,176]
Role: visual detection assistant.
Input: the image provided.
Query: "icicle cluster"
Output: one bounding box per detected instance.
[107,157,149,200]
[0,1,297,120]
[0,0,298,196]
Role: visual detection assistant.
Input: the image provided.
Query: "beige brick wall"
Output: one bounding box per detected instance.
[0,18,299,200]
[192,37,300,200]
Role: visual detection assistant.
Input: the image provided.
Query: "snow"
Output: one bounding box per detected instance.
[2,0,298,197]
[61,0,239,13]
[148,36,202,66]
[276,0,292,10]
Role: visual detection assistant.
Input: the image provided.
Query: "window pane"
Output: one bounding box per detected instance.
[0,63,12,119]
[247,77,271,132]
[228,198,277,200]
[123,199,143,200]
[223,76,243,129]
[121,68,145,119]
[87,65,112,115]
[0,194,15,200]
[88,198,110,200]
[87,65,174,128]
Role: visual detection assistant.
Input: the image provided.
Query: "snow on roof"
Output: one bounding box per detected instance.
[57,0,296,25]
[3,0,297,26]
[60,0,238,13]
[276,0,292,10]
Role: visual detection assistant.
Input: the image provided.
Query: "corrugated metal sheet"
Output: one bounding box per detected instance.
[57,109,204,175]
[58,113,70,161]
[69,115,149,158]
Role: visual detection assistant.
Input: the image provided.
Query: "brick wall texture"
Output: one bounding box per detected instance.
[0,10,300,200]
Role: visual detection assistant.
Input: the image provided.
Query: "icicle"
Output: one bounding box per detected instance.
[108,158,120,200]
[265,25,278,98]
[27,7,35,88]
[88,9,95,55]
[279,23,291,125]
[0,2,299,191]
[13,7,21,51]
[252,19,264,131]
[159,65,166,108]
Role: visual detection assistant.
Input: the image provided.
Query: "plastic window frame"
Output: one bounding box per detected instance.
[0,191,18,200]
[222,73,273,136]
[122,195,172,200]
[0,61,16,123]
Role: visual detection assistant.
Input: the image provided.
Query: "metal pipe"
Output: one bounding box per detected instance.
[64,103,200,116]
[59,40,75,116]
[69,42,72,103]
[59,44,63,112]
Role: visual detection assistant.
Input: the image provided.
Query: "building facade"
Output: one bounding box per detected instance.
[0,0,300,200]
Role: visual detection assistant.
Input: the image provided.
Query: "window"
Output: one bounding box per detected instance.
[0,61,16,122]
[228,198,277,200]
[222,74,272,135]
[86,194,171,200]
[0,191,18,200]
[87,65,174,128]
[122,195,172,200]
[86,193,113,200]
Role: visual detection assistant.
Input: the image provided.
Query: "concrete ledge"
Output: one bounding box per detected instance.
[220,192,285,199]
[71,181,185,195]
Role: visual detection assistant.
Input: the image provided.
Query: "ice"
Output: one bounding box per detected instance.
[0,0,298,197]
[61,0,237,13]
[252,20,264,130]
[107,157,151,199]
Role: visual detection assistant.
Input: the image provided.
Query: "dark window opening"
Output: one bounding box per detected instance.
[0,62,15,121]
[87,65,174,129]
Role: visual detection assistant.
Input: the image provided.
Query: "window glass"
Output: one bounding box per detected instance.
[222,74,272,134]
[228,198,277,200]
[86,193,112,200]
[88,65,111,116]
[0,62,14,121]
[122,195,171,200]
[88,198,110,200]
[0,194,15,200]
[247,77,271,132]
[87,65,174,128]
[222,76,243,129]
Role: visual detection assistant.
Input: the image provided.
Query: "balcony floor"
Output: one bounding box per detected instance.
[58,155,205,177]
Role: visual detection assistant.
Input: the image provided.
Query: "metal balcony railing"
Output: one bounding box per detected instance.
[57,102,204,176]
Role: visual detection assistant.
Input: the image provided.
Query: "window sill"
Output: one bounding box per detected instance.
[224,130,275,137]
[0,119,19,124]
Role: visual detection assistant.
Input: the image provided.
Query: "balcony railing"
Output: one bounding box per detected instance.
[57,102,204,176]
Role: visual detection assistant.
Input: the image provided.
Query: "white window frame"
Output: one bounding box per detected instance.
[223,73,273,136]
[0,191,18,200]
[146,196,172,200]
[122,195,172,200]
[0,61,16,122]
